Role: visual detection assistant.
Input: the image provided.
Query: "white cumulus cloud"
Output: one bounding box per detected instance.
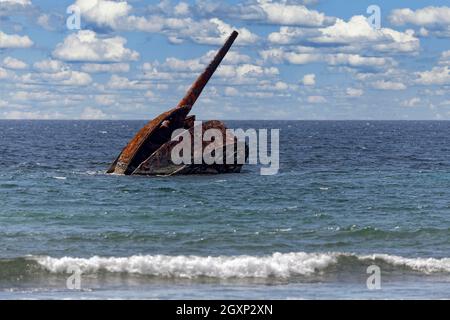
[0,0,31,5]
[74,0,131,29]
[439,50,450,66]
[0,30,33,48]
[2,56,27,69]
[307,95,326,103]
[33,59,66,73]
[401,97,421,107]
[53,30,139,62]
[268,15,419,54]
[346,88,363,97]
[301,74,316,86]
[256,0,334,27]
[81,63,130,73]
[390,6,450,27]
[390,6,450,37]
[372,80,407,90]
[415,66,450,85]
[107,74,147,90]
[80,107,108,120]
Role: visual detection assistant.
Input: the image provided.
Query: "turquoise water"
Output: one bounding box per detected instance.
[1,120,450,299]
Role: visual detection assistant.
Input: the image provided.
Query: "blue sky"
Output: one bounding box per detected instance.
[0,0,449,120]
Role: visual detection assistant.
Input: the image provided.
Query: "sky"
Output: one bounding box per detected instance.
[0,0,449,120]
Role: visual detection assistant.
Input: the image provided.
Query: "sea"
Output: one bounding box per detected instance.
[1,120,450,299]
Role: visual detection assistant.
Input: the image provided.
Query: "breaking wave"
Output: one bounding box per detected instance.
[34,252,336,278]
[30,252,450,278]
[2,252,450,280]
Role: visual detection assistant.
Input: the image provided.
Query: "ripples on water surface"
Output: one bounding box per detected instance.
[1,120,450,299]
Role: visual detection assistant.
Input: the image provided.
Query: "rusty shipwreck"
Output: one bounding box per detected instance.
[107,31,248,176]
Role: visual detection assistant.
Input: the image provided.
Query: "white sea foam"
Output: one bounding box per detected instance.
[31,252,450,279]
[358,254,450,274]
[34,252,338,278]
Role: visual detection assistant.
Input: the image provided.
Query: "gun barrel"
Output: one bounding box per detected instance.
[176,31,238,109]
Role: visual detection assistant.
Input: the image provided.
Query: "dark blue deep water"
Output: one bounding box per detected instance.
[1,120,450,299]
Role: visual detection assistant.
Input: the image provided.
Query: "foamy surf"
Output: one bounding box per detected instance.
[28,252,450,279]
[358,254,450,274]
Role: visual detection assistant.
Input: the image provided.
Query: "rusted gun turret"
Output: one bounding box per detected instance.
[108,31,247,176]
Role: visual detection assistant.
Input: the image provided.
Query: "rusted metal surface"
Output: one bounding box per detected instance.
[183,115,196,129]
[132,120,247,176]
[107,106,191,174]
[108,31,246,176]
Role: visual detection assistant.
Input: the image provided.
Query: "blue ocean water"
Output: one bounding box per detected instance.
[1,120,450,299]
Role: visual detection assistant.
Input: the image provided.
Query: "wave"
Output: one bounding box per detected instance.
[33,252,336,278]
[29,252,450,278]
[2,252,450,280]
[358,254,450,273]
